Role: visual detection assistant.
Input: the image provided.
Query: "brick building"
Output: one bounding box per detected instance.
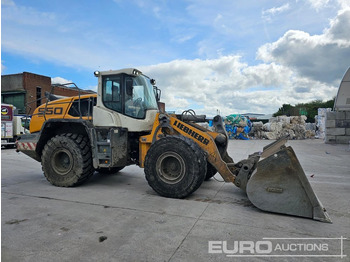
[1,72,94,114]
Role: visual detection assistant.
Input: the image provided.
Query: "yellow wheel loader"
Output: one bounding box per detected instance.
[16,68,331,223]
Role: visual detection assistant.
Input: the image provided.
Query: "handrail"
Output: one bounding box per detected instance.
[24,83,95,124]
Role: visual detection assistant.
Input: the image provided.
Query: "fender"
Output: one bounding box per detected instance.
[17,119,97,163]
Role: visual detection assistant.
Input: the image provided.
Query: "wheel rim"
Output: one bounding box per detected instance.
[51,149,74,175]
[156,152,186,184]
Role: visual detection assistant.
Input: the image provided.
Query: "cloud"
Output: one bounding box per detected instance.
[140,55,338,116]
[337,0,350,9]
[262,3,290,22]
[327,8,350,41]
[1,1,175,71]
[257,7,350,84]
[52,77,98,92]
[2,1,56,27]
[175,34,195,44]
[86,85,98,92]
[1,0,15,6]
[306,0,330,10]
[2,3,100,70]
[2,0,347,116]
[51,77,73,84]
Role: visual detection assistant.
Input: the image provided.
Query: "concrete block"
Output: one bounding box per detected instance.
[326,128,346,136]
[327,111,346,120]
[346,128,350,136]
[326,120,336,128]
[336,120,350,128]
[325,135,336,144]
[326,111,335,120]
[336,136,350,144]
[335,111,346,119]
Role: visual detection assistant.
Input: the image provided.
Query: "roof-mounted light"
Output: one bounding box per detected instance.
[94,71,100,77]
[132,69,141,76]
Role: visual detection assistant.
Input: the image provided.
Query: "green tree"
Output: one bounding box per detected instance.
[274,104,294,117]
[273,98,335,122]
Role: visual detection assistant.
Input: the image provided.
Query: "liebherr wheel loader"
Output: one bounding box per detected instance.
[16,68,331,222]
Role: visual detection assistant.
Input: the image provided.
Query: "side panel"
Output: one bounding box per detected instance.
[30,98,73,133]
[1,122,13,139]
[93,105,158,132]
[29,94,96,133]
[18,120,96,163]
[92,106,121,127]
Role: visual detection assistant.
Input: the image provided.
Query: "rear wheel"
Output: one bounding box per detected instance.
[41,133,93,187]
[144,136,206,198]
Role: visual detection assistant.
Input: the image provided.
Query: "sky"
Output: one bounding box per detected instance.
[1,0,350,116]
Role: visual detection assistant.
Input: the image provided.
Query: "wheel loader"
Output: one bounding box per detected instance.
[16,68,331,223]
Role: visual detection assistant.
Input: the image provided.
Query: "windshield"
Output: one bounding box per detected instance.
[133,75,158,110]
[124,75,158,118]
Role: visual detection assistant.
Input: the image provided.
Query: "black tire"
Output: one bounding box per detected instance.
[144,136,206,198]
[205,162,217,181]
[41,133,94,187]
[97,166,125,174]
[3,144,15,149]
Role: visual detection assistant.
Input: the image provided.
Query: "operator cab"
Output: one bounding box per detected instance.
[96,69,158,119]
[93,68,160,132]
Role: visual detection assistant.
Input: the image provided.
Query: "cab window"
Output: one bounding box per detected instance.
[68,97,96,117]
[102,76,122,113]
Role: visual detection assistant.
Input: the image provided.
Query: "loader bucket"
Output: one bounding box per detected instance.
[245,145,332,223]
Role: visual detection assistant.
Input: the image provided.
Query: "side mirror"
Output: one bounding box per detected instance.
[153,86,161,102]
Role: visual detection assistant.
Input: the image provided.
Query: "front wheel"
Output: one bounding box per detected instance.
[41,133,93,187]
[144,136,206,198]
[205,162,217,180]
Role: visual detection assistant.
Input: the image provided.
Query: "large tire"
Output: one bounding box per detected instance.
[205,162,217,181]
[144,136,206,198]
[41,133,94,187]
[97,166,125,174]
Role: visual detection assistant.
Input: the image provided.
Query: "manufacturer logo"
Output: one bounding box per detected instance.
[1,107,9,115]
[173,120,210,145]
